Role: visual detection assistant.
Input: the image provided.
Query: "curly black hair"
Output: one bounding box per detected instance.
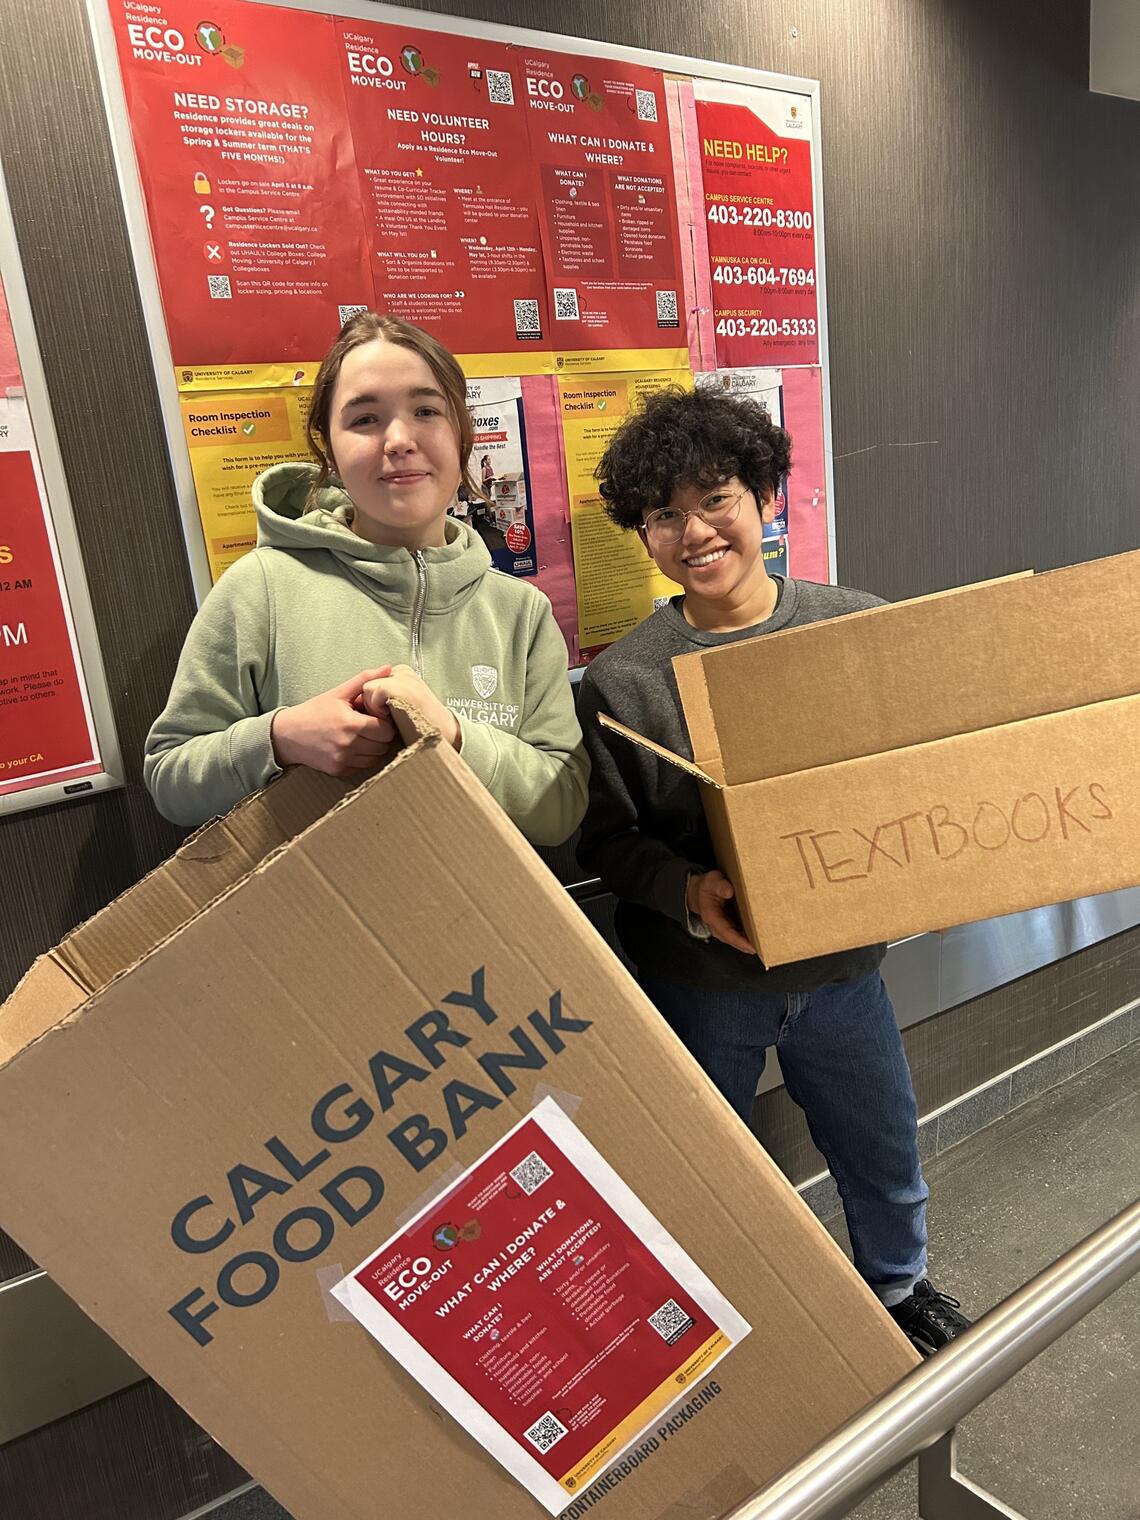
[595,386,792,530]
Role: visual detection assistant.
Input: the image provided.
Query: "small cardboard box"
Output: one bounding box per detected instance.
[602,550,1140,967]
[493,471,528,528]
[0,725,916,1520]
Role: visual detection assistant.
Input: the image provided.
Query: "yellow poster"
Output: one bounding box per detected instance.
[559,369,692,649]
[179,387,312,581]
[177,363,320,394]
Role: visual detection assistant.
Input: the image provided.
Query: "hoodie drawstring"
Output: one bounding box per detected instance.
[411,550,427,678]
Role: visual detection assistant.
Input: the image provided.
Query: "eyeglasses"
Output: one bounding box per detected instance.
[641,486,749,546]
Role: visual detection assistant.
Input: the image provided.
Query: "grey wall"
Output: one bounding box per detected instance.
[0,0,1138,1515]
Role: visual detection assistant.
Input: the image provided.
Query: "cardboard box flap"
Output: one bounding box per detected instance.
[673,651,724,776]
[57,767,350,994]
[598,713,722,786]
[678,552,1140,784]
[0,954,88,1068]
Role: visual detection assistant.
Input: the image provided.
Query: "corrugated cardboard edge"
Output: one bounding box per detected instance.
[56,766,352,992]
[597,713,722,786]
[703,788,761,948]
[0,710,441,1074]
[0,954,88,1066]
[672,651,723,778]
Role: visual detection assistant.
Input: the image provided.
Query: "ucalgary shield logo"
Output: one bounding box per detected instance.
[472,664,498,698]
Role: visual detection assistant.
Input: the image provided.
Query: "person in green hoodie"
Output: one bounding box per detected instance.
[145,313,588,845]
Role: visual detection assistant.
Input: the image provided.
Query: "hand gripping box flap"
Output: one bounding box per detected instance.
[671,553,1140,785]
[0,733,916,1520]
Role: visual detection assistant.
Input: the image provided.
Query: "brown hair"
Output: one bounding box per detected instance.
[304,312,479,510]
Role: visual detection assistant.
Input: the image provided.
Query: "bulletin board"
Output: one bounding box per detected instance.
[0,160,123,818]
[87,0,836,665]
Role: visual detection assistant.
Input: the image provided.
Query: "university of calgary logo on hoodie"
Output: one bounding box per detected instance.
[471,664,498,699]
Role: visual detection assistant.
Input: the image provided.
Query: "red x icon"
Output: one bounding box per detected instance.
[204,242,223,262]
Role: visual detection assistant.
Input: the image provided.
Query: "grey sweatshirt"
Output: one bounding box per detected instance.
[576,577,889,993]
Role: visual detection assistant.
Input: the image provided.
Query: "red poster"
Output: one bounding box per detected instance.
[337,21,552,375]
[0,282,19,391]
[334,1100,746,1513]
[0,439,99,796]
[108,0,371,365]
[518,50,687,370]
[694,83,819,368]
[783,366,831,582]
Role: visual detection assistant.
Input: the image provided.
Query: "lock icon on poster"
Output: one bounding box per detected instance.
[193,171,211,195]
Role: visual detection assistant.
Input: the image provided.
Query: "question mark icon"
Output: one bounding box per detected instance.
[199,204,216,227]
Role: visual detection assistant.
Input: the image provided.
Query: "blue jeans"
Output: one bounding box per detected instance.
[639,970,928,1305]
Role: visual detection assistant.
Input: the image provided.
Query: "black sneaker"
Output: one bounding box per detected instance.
[888,1280,971,1356]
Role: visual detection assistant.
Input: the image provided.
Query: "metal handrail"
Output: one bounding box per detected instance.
[720,1197,1140,1520]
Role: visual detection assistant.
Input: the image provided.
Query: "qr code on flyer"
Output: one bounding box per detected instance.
[207,274,232,300]
[510,1151,553,1195]
[486,68,514,105]
[655,289,679,328]
[635,88,658,122]
[514,298,542,338]
[338,304,368,325]
[553,287,580,321]
[524,1411,569,1454]
[647,1298,696,1344]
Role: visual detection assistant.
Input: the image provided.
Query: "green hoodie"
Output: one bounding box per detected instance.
[144,462,588,845]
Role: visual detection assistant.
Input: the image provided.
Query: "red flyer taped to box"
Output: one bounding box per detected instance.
[333,1097,749,1513]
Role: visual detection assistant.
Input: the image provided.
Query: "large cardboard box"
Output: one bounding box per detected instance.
[602,550,1140,967]
[0,724,916,1520]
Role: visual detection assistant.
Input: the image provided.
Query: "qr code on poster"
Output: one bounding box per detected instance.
[510,1150,553,1195]
[653,595,671,611]
[514,298,542,338]
[338,304,368,326]
[647,1299,696,1344]
[207,274,232,300]
[635,88,658,122]
[553,287,580,321]
[487,68,514,105]
[524,1411,569,1454]
[655,289,679,328]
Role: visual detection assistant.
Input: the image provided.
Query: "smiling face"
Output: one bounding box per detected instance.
[640,476,777,604]
[327,338,462,550]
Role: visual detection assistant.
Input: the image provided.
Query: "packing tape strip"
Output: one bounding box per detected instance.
[531,1082,582,1118]
[392,1160,466,1231]
[656,1462,756,1520]
[316,1263,354,1323]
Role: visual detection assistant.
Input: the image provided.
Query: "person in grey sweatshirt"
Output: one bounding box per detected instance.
[145,314,587,846]
[576,386,969,1357]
